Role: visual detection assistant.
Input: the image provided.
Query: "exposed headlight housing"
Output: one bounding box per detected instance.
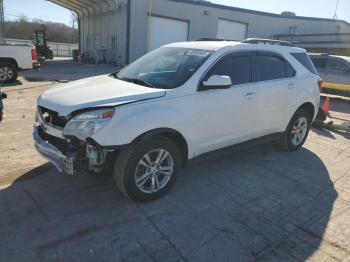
[63,108,115,140]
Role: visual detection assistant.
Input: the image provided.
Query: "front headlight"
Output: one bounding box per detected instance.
[63,108,115,140]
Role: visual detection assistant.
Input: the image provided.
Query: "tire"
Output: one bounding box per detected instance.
[0,62,18,83]
[114,135,181,202]
[280,109,312,151]
[47,49,54,60]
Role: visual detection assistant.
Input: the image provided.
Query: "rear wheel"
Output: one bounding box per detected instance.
[114,136,181,202]
[280,109,311,151]
[0,62,18,83]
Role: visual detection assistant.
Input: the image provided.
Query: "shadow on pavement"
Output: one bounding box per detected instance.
[0,143,336,261]
[311,126,337,140]
[1,80,23,87]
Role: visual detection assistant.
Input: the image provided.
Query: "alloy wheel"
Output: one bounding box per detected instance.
[135,149,174,194]
[291,116,308,146]
[0,67,14,81]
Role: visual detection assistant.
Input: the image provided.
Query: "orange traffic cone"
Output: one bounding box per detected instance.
[322,96,330,113]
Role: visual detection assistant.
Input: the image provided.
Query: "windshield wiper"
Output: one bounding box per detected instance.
[109,71,120,79]
[120,78,156,88]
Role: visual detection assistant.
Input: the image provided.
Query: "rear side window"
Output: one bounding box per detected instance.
[207,54,253,85]
[326,58,349,71]
[256,52,295,81]
[291,53,318,74]
[310,57,327,69]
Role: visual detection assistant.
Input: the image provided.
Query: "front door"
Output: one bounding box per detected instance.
[193,52,259,156]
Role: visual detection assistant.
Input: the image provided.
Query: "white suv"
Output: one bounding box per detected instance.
[34,39,320,202]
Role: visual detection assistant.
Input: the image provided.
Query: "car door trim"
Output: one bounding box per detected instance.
[190,132,283,163]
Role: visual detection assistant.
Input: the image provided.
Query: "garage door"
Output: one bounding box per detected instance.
[217,19,247,41]
[150,16,188,50]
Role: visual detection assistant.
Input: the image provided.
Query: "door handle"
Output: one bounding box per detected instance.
[288,83,296,89]
[245,92,256,99]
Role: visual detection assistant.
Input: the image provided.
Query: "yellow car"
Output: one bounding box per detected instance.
[310,54,350,95]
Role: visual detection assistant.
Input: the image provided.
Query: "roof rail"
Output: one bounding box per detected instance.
[196,38,236,42]
[242,38,295,47]
[308,53,329,56]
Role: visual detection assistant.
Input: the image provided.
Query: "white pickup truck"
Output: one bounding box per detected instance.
[0,44,40,83]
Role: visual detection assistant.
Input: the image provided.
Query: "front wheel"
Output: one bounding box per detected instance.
[114,136,181,202]
[280,109,311,151]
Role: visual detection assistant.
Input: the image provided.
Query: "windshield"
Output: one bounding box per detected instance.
[117,47,212,89]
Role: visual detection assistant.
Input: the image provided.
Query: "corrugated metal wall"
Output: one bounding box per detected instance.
[128,0,350,62]
[49,0,128,66]
[49,0,350,65]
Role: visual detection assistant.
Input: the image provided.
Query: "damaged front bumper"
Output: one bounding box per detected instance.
[33,125,116,175]
[33,126,76,175]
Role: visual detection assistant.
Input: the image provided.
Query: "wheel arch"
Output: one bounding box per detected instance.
[132,128,189,168]
[297,102,316,120]
[0,58,19,69]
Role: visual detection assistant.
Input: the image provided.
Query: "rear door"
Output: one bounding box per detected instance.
[255,51,297,134]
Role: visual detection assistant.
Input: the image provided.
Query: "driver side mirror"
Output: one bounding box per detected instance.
[201,75,232,90]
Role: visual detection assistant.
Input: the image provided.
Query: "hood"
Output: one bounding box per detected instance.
[38,75,166,116]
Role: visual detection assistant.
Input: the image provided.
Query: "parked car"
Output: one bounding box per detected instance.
[33,39,320,202]
[309,53,350,95]
[0,44,40,83]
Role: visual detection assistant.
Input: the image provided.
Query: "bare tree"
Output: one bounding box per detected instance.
[5,19,78,43]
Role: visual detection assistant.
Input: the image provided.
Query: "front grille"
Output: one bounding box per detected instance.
[38,126,69,153]
[39,106,68,128]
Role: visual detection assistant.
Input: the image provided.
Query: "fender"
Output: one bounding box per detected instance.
[284,95,318,131]
[91,96,195,157]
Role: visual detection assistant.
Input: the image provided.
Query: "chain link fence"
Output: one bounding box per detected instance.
[3,38,78,57]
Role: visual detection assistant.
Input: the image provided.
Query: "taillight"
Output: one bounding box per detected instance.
[31,49,37,61]
[317,78,323,91]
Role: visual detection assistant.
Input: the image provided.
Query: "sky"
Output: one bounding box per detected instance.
[4,0,350,26]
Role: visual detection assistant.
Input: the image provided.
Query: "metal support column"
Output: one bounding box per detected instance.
[0,0,5,44]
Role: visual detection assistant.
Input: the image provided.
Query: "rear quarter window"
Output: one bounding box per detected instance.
[291,53,318,75]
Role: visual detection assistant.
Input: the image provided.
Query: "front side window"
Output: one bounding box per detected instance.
[117,47,212,89]
[205,54,253,85]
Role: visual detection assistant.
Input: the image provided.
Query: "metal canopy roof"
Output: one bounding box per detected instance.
[47,0,125,16]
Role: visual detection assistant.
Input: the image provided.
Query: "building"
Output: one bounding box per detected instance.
[49,0,350,66]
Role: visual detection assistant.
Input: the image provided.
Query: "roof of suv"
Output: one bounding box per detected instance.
[166,41,305,53]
